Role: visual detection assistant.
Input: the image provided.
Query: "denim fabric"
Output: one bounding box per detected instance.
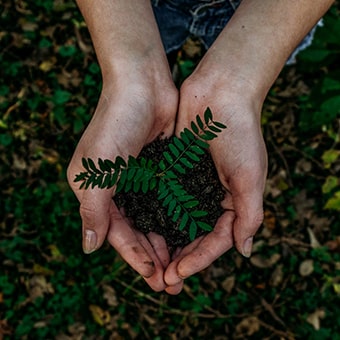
[151,0,320,64]
[151,0,241,53]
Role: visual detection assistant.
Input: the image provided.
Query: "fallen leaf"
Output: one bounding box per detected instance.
[331,283,340,296]
[325,236,340,252]
[270,264,284,287]
[263,210,276,230]
[221,276,235,293]
[250,253,281,268]
[307,227,321,249]
[235,316,261,337]
[324,191,340,211]
[306,309,325,330]
[322,175,339,194]
[89,305,111,326]
[33,264,54,276]
[39,60,55,72]
[322,149,340,168]
[299,259,314,277]
[102,284,118,307]
[27,275,54,300]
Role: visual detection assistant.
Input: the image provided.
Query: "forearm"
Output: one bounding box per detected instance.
[195,0,334,103]
[75,0,170,82]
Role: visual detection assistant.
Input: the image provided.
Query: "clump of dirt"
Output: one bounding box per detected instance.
[114,138,225,252]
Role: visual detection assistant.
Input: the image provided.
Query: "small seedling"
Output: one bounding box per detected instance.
[74,107,226,241]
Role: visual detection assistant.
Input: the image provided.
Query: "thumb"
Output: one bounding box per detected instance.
[232,193,264,258]
[79,188,113,254]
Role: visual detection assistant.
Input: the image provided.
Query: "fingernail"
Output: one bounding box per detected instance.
[242,236,253,258]
[84,229,97,254]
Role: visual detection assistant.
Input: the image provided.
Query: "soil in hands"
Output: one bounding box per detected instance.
[114,137,225,253]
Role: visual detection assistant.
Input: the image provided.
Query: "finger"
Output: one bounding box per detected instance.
[137,233,167,292]
[79,187,113,254]
[146,232,170,269]
[232,192,264,258]
[166,211,235,282]
[164,236,205,286]
[106,204,156,279]
[165,281,184,295]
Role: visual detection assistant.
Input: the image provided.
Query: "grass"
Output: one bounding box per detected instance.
[0,1,339,339]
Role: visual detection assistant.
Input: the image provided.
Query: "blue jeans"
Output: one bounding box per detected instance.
[151,0,320,64]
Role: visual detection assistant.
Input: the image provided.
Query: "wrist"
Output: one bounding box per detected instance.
[182,64,265,125]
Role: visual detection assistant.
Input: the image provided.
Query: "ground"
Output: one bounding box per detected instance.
[0,1,339,339]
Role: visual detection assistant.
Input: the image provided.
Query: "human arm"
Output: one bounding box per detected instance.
[164,0,334,294]
[67,0,179,291]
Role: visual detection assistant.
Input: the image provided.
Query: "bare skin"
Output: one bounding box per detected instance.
[67,0,334,294]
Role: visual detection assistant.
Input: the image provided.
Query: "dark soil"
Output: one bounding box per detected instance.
[114,138,225,252]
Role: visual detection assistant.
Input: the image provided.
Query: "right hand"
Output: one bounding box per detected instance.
[67,70,179,291]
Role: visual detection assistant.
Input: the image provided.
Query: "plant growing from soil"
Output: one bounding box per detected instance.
[74,108,226,243]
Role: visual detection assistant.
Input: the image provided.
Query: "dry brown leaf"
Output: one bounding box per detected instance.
[89,305,111,327]
[270,264,284,287]
[27,275,54,301]
[325,236,340,251]
[102,284,118,307]
[221,275,235,294]
[299,259,314,277]
[250,253,281,269]
[307,227,321,249]
[235,316,261,337]
[39,60,56,72]
[263,210,276,230]
[306,309,325,330]
[143,313,157,326]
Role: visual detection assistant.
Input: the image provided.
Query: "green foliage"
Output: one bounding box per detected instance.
[296,6,340,131]
[75,108,226,240]
[1,2,339,339]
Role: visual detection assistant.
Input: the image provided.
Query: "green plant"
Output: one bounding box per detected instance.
[74,108,226,240]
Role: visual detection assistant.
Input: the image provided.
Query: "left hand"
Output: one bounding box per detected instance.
[163,68,268,295]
